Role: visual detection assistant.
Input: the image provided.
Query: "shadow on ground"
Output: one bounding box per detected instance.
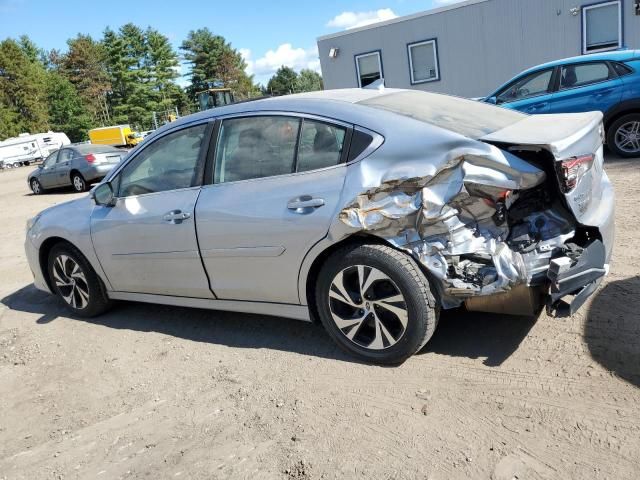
[585,276,640,387]
[3,284,538,366]
[425,308,538,367]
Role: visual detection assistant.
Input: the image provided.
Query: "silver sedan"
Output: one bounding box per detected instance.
[27,144,124,194]
[24,89,615,364]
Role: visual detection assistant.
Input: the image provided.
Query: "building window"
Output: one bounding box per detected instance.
[408,39,440,84]
[355,51,382,88]
[582,1,622,54]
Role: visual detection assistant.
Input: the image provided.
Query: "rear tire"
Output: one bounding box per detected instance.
[607,113,640,158]
[71,173,87,192]
[315,243,439,365]
[47,242,112,317]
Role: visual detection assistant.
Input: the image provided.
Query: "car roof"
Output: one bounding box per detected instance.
[519,49,640,76]
[150,88,525,143]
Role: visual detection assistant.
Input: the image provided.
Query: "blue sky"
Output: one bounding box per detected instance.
[0,0,462,85]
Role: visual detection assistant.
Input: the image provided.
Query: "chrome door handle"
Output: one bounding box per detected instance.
[163,210,191,224]
[287,196,325,212]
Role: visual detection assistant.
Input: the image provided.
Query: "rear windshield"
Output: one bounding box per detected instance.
[78,145,121,154]
[358,91,526,139]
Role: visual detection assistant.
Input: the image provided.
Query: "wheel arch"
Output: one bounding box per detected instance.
[69,169,84,182]
[603,100,640,132]
[38,236,81,292]
[301,233,445,324]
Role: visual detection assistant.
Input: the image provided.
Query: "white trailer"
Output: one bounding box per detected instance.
[0,131,71,168]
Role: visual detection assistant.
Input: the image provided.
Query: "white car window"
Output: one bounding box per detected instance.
[118,124,207,197]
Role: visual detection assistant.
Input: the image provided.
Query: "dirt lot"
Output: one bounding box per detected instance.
[0,157,638,480]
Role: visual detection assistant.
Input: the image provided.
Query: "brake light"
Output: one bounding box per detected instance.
[558,154,594,193]
[85,154,96,163]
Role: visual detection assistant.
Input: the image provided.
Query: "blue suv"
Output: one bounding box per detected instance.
[484,50,640,157]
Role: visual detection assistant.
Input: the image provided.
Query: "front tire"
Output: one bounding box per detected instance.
[71,173,87,192]
[608,113,640,158]
[30,178,44,195]
[316,243,439,365]
[47,243,112,317]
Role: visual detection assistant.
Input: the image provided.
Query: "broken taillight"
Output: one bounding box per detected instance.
[558,154,594,193]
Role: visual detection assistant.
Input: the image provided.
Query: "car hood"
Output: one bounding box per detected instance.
[37,196,94,220]
[28,168,41,179]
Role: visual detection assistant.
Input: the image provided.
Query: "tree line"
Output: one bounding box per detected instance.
[0,26,323,142]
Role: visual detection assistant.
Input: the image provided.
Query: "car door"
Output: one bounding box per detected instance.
[195,114,350,304]
[496,68,555,114]
[38,151,60,188]
[54,148,74,187]
[90,122,214,298]
[546,61,622,114]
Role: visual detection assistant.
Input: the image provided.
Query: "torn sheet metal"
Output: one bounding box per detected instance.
[339,143,552,308]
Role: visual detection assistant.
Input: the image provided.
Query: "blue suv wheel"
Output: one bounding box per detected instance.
[608,113,640,157]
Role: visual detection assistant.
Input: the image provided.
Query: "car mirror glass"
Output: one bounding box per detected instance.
[91,182,115,207]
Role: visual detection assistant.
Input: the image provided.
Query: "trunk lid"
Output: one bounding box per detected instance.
[481,112,605,224]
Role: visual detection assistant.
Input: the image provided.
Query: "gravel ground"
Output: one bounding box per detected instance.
[0,156,638,480]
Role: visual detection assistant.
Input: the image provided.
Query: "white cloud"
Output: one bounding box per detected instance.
[241,44,320,85]
[326,8,398,30]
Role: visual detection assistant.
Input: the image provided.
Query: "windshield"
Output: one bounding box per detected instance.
[358,91,526,139]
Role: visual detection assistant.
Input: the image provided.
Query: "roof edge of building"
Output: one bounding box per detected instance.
[316,0,490,42]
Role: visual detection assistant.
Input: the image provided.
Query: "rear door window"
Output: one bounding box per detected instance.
[214,116,301,183]
[296,120,346,172]
[560,62,612,90]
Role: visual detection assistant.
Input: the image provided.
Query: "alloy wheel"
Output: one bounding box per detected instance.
[52,254,90,309]
[328,265,408,350]
[73,175,85,192]
[31,180,40,194]
[614,120,640,155]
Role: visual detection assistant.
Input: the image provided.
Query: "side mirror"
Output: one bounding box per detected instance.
[38,164,43,169]
[485,96,497,105]
[91,182,115,207]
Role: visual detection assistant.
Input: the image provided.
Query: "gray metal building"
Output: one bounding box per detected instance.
[317,0,640,97]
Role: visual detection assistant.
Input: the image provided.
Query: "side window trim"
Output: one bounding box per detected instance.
[557,61,617,92]
[112,121,214,198]
[204,112,354,186]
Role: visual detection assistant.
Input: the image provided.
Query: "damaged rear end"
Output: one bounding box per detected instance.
[340,103,614,318]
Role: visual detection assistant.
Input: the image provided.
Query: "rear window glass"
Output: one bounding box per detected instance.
[78,145,121,154]
[358,91,526,139]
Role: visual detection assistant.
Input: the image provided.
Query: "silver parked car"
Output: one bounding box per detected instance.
[28,144,124,194]
[24,89,615,364]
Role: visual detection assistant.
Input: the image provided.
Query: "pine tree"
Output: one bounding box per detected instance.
[180,28,258,102]
[266,66,299,96]
[0,39,49,139]
[296,69,323,92]
[46,72,93,142]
